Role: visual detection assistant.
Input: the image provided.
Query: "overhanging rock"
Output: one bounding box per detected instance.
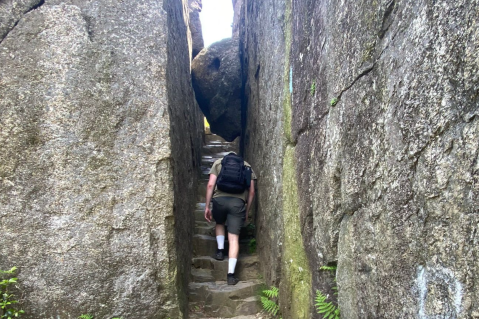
[191,38,242,142]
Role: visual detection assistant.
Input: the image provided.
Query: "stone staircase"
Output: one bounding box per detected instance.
[188,134,266,319]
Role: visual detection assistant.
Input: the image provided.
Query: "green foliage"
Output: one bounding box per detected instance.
[246,223,256,237]
[263,286,279,299]
[310,80,316,96]
[248,238,257,254]
[261,286,280,317]
[315,265,340,319]
[79,315,121,319]
[315,290,340,319]
[330,98,339,106]
[319,265,337,272]
[0,267,24,319]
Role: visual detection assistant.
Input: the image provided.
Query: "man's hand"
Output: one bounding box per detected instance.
[205,207,212,222]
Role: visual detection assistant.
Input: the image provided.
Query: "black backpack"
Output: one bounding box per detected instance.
[216,153,250,194]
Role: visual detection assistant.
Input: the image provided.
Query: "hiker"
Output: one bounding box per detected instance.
[204,152,256,285]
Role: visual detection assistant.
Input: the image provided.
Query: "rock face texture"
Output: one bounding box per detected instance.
[231,0,243,38]
[188,0,204,59]
[192,38,242,142]
[0,1,202,318]
[239,0,479,318]
[0,0,44,41]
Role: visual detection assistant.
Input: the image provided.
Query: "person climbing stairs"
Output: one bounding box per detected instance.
[188,134,266,319]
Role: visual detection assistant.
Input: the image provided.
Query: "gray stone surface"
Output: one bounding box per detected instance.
[188,0,204,59]
[192,38,242,142]
[0,0,43,41]
[239,0,286,306]
[0,1,201,318]
[231,0,243,38]
[240,0,479,318]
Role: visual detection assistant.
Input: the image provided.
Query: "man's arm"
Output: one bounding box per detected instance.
[204,174,217,222]
[245,180,255,220]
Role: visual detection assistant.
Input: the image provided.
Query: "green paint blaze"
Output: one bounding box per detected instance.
[282,146,312,318]
[283,0,293,144]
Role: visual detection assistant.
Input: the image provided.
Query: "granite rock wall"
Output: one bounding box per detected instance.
[188,0,204,59]
[240,0,479,318]
[0,0,201,318]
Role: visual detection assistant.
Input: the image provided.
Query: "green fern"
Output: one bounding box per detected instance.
[78,315,93,319]
[315,290,340,319]
[262,286,279,298]
[261,296,279,316]
[261,286,280,316]
[319,265,337,272]
[316,265,340,318]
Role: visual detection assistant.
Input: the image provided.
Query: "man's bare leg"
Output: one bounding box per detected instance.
[214,224,226,260]
[216,224,225,236]
[227,232,240,285]
[228,232,239,259]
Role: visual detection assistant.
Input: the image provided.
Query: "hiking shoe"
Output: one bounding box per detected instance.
[215,249,225,261]
[227,273,239,285]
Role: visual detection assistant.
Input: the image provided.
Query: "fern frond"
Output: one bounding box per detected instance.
[319,265,337,272]
[262,286,279,298]
[315,290,340,319]
[261,296,279,316]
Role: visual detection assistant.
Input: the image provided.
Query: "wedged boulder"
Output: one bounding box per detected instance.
[192,38,242,142]
[188,0,204,59]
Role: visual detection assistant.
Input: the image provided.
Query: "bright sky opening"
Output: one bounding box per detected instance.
[200,0,234,47]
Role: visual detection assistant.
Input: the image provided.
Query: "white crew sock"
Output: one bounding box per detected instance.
[228,258,237,274]
[216,235,225,250]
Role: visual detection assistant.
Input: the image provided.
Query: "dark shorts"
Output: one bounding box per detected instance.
[212,196,246,235]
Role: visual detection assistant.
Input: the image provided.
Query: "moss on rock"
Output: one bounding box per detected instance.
[280,145,312,319]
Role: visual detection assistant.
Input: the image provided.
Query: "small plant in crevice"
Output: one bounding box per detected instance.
[330,97,339,107]
[260,286,280,317]
[246,223,256,237]
[248,238,257,254]
[78,315,121,319]
[315,265,340,319]
[310,80,316,96]
[0,267,24,319]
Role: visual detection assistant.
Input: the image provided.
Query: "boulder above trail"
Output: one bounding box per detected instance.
[191,38,242,142]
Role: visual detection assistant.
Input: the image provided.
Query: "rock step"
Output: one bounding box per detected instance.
[192,255,259,282]
[191,268,215,282]
[189,280,263,318]
[194,219,255,241]
[193,234,251,257]
[195,208,208,221]
[195,224,215,236]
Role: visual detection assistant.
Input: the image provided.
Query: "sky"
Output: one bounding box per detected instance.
[199,0,234,47]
